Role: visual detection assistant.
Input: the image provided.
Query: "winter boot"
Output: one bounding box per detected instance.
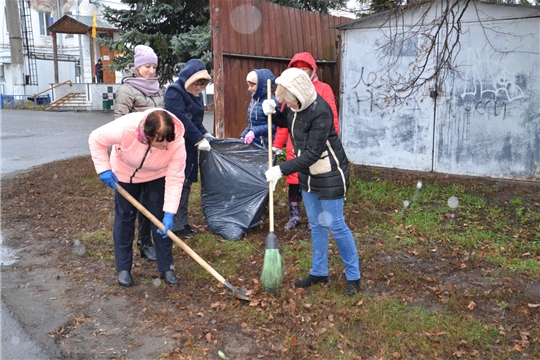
[344,279,360,296]
[295,274,328,288]
[284,197,302,230]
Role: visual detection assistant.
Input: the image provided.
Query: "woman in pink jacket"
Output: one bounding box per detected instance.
[272,52,340,230]
[88,108,186,287]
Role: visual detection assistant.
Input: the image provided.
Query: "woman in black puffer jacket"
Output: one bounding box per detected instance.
[264,68,361,296]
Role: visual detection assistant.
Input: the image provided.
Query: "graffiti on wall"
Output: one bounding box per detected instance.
[349,66,430,116]
[456,48,530,122]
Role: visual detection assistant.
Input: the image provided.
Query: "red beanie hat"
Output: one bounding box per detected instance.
[292,60,312,70]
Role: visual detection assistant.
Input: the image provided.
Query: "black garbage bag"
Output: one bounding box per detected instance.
[199,138,271,240]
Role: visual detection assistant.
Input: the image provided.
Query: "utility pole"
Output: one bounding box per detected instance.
[76,0,85,83]
[6,0,25,96]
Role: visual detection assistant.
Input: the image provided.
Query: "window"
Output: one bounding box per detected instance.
[39,12,51,36]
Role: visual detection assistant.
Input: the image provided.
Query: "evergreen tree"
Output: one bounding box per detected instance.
[102,0,348,85]
[101,0,209,85]
[266,0,348,12]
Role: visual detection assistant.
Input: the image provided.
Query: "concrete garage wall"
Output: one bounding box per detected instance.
[435,16,540,180]
[338,1,540,181]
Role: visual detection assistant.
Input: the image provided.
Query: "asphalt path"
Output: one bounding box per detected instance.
[0,109,214,359]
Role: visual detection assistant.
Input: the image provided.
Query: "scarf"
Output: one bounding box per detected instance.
[123,77,160,97]
[137,119,150,144]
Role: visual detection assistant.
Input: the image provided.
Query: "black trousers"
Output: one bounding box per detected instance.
[172,178,192,231]
[113,177,174,273]
[137,192,154,247]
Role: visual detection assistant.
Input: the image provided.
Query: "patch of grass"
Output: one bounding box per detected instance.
[344,298,502,358]
[79,230,114,261]
[352,174,539,279]
[174,233,257,283]
[487,255,540,275]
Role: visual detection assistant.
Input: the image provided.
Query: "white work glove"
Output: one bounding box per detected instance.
[265,165,282,191]
[262,99,277,116]
[197,138,211,151]
[272,147,283,155]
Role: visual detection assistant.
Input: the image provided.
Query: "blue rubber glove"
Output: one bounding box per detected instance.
[157,212,174,238]
[99,170,118,190]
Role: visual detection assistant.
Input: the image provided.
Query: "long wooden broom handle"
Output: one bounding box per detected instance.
[115,184,227,284]
[267,79,274,233]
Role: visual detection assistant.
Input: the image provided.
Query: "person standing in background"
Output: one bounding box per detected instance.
[95,59,104,83]
[164,59,213,238]
[240,69,278,149]
[272,52,340,230]
[114,45,165,261]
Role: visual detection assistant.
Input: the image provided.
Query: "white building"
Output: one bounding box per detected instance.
[1,0,124,105]
[336,0,540,181]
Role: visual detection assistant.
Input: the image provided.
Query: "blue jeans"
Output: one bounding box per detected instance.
[302,190,361,281]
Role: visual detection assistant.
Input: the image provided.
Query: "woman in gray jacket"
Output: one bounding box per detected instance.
[113,45,164,261]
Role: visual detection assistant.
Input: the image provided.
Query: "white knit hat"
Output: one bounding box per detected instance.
[246,71,258,84]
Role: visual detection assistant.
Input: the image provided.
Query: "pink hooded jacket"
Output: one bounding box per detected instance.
[88,108,186,214]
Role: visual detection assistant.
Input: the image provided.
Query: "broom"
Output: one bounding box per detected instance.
[260,78,283,294]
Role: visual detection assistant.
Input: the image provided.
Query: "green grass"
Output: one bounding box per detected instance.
[79,230,114,261]
[348,176,540,277]
[332,298,502,358]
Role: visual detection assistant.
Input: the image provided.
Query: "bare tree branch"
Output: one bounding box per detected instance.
[369,0,538,109]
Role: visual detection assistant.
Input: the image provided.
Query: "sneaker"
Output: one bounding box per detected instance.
[173,228,194,239]
[185,224,198,235]
[295,274,328,288]
[173,225,197,239]
[344,279,360,296]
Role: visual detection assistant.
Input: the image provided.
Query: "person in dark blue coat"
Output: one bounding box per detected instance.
[165,59,213,238]
[240,69,278,148]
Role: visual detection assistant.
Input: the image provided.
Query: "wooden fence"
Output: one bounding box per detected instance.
[210,0,351,138]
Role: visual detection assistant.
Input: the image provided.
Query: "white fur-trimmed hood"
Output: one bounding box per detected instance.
[275,68,317,112]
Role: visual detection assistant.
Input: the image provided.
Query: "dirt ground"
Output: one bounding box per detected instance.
[1,156,539,359]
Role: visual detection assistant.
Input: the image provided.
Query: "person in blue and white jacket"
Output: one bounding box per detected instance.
[240,68,279,149]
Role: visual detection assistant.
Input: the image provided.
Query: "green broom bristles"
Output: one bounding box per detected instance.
[261,81,283,295]
[260,232,283,294]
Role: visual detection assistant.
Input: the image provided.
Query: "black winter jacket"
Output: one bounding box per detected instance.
[274,94,349,199]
